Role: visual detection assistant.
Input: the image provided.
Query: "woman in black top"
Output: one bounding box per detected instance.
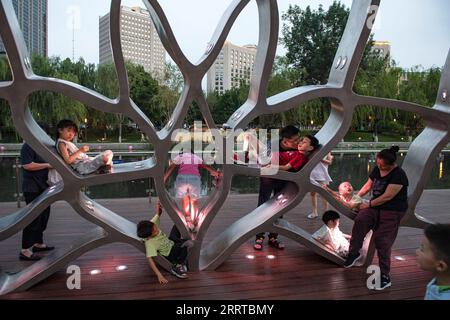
[344,146,409,290]
[19,124,55,261]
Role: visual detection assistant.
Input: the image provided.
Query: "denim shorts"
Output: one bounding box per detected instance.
[175,174,202,199]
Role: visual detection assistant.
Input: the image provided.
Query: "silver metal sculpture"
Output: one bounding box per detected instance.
[0,0,448,295]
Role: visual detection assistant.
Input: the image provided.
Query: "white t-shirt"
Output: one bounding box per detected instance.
[312,225,349,257]
[57,138,89,168]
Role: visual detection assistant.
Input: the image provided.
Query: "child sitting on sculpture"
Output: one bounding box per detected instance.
[137,202,191,284]
[56,119,114,175]
[312,210,351,258]
[416,224,450,300]
[323,181,365,211]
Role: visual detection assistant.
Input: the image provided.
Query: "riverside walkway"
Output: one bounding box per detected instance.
[1,190,448,300]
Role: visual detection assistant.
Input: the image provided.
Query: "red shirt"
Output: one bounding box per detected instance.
[272,150,308,172]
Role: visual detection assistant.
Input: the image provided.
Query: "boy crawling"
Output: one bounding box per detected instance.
[312,210,351,258]
[137,202,191,284]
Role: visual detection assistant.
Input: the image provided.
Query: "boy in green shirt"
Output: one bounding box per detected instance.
[137,203,190,284]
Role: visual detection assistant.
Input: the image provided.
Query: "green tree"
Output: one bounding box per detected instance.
[208,85,248,126]
[0,57,12,140]
[127,62,160,126]
[164,62,183,93]
[281,1,351,86]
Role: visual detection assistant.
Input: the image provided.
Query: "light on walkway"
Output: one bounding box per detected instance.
[116,265,128,271]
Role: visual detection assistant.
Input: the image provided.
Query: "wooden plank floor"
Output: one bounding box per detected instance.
[1,190,449,300]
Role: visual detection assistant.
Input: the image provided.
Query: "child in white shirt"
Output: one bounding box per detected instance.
[56,119,113,175]
[312,210,351,258]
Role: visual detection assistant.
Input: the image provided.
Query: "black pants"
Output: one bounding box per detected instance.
[22,192,51,250]
[349,208,406,276]
[256,177,287,240]
[166,226,188,265]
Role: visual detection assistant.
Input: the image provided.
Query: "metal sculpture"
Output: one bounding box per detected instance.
[0,0,449,295]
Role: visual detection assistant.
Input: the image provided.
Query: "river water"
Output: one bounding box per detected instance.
[0,152,448,202]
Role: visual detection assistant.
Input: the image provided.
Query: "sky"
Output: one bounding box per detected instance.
[48,0,450,70]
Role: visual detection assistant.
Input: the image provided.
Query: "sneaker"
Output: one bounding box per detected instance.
[344,253,362,268]
[268,238,285,250]
[374,274,391,291]
[254,238,264,251]
[307,213,318,219]
[170,265,188,279]
[180,264,188,273]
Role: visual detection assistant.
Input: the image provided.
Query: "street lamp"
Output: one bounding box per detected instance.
[84,118,88,142]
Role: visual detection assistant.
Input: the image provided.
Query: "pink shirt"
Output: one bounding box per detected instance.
[173,153,203,176]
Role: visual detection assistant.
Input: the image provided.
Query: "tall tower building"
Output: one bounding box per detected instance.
[207,41,257,95]
[99,6,166,80]
[0,0,48,57]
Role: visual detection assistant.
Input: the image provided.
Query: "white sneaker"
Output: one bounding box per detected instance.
[307,213,318,219]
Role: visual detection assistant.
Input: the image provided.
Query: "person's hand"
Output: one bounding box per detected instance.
[156,200,163,215]
[157,274,168,284]
[81,145,90,153]
[359,202,370,210]
[46,164,53,169]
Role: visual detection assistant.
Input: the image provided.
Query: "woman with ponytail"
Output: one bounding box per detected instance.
[344,146,409,290]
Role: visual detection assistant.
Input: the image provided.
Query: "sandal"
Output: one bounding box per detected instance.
[268,238,285,250]
[254,238,264,251]
[19,252,41,261]
[32,245,55,253]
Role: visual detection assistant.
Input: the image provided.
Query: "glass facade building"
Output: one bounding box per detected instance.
[0,0,48,57]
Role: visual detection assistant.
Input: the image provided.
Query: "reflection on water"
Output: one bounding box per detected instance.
[0,153,449,202]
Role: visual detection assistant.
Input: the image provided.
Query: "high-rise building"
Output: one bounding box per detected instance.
[0,0,48,57]
[371,41,391,59]
[99,6,166,80]
[207,41,257,95]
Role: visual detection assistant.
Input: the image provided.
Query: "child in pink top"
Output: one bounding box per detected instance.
[164,153,220,231]
[173,153,203,176]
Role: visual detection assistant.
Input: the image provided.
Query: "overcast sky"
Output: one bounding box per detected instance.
[48,0,450,69]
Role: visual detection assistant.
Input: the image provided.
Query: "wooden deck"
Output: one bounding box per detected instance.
[1,190,449,300]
